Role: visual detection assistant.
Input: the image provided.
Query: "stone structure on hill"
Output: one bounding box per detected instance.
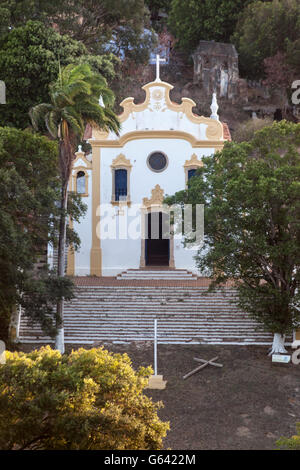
[192,41,239,102]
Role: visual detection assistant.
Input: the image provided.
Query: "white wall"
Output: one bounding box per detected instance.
[72,80,222,276]
[71,165,93,276]
[99,139,214,276]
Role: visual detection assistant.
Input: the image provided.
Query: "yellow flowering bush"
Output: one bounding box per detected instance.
[0,346,169,450]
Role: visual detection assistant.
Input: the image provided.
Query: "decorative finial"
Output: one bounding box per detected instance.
[77,145,83,153]
[99,95,105,107]
[155,54,166,82]
[210,92,219,121]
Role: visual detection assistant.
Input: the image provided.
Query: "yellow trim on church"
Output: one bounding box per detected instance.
[72,167,90,197]
[184,154,204,187]
[90,130,225,149]
[110,153,132,206]
[90,147,102,276]
[73,148,92,169]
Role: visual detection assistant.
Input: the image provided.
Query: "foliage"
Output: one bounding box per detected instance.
[20,270,75,338]
[30,63,120,349]
[0,346,169,450]
[0,0,155,62]
[232,0,300,79]
[165,121,300,337]
[30,63,120,143]
[263,52,297,90]
[277,423,300,450]
[167,0,252,53]
[145,0,172,30]
[0,127,86,341]
[232,118,273,143]
[0,21,119,129]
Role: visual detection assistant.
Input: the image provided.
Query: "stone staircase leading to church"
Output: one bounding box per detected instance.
[18,283,275,346]
[116,269,198,280]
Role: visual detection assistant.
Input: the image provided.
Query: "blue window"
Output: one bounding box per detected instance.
[188,169,197,181]
[115,169,127,201]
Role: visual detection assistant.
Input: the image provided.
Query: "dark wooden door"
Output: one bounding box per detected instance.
[146,212,170,266]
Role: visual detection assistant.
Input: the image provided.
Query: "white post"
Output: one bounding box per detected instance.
[146,318,167,389]
[154,318,158,376]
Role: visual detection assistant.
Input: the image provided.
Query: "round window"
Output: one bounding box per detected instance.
[147,152,168,172]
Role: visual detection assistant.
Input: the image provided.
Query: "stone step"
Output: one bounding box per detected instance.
[116,269,198,280]
[18,338,274,345]
[21,323,265,331]
[18,284,276,345]
[64,308,240,312]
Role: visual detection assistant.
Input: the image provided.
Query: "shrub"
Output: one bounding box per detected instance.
[0,346,169,450]
[232,118,273,143]
[277,423,300,450]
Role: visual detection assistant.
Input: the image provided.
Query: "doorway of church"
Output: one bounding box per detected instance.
[145,212,170,266]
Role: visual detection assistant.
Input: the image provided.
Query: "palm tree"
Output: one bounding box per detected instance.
[30,63,120,352]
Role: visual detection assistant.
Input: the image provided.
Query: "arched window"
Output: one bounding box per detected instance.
[188,169,197,181]
[111,154,132,205]
[184,154,203,188]
[115,169,127,201]
[76,171,86,194]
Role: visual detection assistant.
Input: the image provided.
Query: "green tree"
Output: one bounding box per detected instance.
[232,0,300,79]
[0,346,169,449]
[30,63,120,353]
[168,0,252,53]
[165,121,300,354]
[0,127,85,342]
[145,0,172,29]
[0,20,119,128]
[0,0,155,61]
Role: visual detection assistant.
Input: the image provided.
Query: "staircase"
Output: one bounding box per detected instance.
[18,284,274,345]
[116,269,198,280]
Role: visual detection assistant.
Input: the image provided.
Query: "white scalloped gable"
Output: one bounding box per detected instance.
[92,80,224,144]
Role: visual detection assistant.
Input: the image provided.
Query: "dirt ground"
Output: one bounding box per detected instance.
[18,342,300,450]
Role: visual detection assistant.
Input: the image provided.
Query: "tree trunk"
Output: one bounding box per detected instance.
[269,333,287,355]
[54,183,68,353]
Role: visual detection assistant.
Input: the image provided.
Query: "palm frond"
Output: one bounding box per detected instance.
[61,109,85,138]
[50,89,75,108]
[29,103,53,131]
[64,63,93,84]
[30,63,120,143]
[46,110,62,139]
[63,80,92,100]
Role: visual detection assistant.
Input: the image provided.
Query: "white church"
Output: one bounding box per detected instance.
[65,57,231,278]
[22,58,299,349]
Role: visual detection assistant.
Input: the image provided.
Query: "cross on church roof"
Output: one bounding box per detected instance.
[155,54,166,82]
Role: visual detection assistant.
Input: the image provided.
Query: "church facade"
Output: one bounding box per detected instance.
[65,74,230,277]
